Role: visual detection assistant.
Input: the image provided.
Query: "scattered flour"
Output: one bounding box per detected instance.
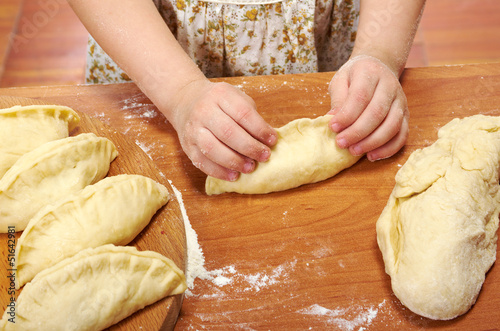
[169,180,387,329]
[135,139,152,155]
[242,260,296,292]
[92,112,111,125]
[124,109,157,119]
[196,260,297,295]
[119,94,158,120]
[199,265,237,287]
[169,181,208,297]
[169,181,298,298]
[298,300,386,330]
[312,246,333,259]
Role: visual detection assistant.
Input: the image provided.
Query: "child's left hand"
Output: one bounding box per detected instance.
[327,55,409,161]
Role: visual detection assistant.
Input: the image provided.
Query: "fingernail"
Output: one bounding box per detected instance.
[267,133,277,146]
[260,149,271,162]
[330,122,342,133]
[243,160,255,173]
[351,145,363,156]
[337,138,347,149]
[228,171,239,181]
[367,153,381,162]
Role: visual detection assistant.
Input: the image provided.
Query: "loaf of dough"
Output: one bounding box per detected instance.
[0,104,80,179]
[376,115,500,320]
[15,174,170,288]
[0,244,186,331]
[205,115,362,195]
[0,133,117,233]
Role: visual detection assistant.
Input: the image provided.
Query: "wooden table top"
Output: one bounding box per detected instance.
[1,63,500,330]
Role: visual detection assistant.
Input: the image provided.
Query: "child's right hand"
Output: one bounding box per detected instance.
[67,0,277,182]
[167,79,278,182]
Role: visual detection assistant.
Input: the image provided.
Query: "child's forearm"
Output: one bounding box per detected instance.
[68,0,278,181]
[67,0,205,124]
[353,0,426,77]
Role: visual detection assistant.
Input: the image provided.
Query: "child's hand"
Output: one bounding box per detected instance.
[169,79,278,181]
[327,55,409,161]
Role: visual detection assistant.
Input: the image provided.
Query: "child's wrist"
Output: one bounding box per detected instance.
[348,51,404,78]
[158,77,211,130]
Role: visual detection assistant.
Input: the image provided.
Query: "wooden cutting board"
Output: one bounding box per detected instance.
[0,96,187,330]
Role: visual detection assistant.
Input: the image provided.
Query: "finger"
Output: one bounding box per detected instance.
[206,108,272,163]
[217,84,278,147]
[328,70,349,115]
[190,147,240,182]
[196,126,257,174]
[366,114,409,161]
[330,70,379,134]
[349,98,408,158]
[335,80,397,149]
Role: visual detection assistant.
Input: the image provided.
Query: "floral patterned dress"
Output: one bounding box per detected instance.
[86,0,359,84]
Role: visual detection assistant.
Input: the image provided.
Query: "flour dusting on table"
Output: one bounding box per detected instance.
[298,300,386,330]
[168,175,388,330]
[135,139,153,156]
[194,259,297,297]
[120,94,157,119]
[168,181,299,299]
[169,181,208,297]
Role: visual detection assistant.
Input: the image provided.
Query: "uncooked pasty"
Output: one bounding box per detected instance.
[0,133,117,233]
[376,115,500,320]
[205,115,362,195]
[15,174,170,288]
[0,104,80,179]
[0,244,186,331]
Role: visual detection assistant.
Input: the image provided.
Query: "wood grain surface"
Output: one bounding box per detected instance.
[1,63,500,330]
[0,96,187,330]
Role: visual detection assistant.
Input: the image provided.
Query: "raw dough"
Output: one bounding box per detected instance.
[0,133,117,233]
[0,244,186,331]
[376,115,500,320]
[205,115,362,195]
[15,174,170,288]
[0,104,80,179]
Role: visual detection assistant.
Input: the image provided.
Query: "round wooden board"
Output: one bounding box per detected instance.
[0,96,187,330]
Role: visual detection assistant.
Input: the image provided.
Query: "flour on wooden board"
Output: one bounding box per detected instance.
[169,180,388,329]
[169,181,300,297]
[169,181,208,296]
[298,300,386,330]
[198,260,298,294]
[119,94,157,119]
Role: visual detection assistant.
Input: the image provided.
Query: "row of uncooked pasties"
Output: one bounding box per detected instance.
[0,105,186,330]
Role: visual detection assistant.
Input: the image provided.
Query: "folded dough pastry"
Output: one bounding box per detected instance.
[0,104,80,179]
[376,115,500,320]
[0,133,117,233]
[205,115,362,195]
[15,174,170,288]
[0,244,186,331]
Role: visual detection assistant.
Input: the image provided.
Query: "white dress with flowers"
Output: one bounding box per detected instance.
[86,0,359,83]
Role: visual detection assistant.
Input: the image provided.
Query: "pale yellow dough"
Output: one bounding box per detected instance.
[376,115,500,320]
[0,133,117,233]
[205,115,362,195]
[0,245,186,331]
[0,104,80,179]
[15,174,170,288]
